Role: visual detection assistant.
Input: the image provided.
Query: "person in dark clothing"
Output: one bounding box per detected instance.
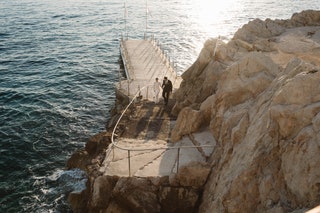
[162,76,172,105]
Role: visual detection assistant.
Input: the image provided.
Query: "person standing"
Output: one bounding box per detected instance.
[153,77,161,104]
[162,76,172,106]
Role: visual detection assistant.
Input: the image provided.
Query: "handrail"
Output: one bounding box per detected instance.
[108,84,214,176]
[111,85,214,151]
[121,34,178,78]
[109,37,214,176]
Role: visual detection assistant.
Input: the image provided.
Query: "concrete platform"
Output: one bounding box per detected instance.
[118,39,182,100]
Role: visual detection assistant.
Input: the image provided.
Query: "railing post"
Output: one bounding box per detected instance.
[177,148,180,173]
[127,80,130,96]
[146,86,149,100]
[112,145,115,160]
[138,85,141,97]
[128,150,131,177]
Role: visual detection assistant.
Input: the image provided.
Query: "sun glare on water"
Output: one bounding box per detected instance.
[191,0,237,27]
[182,0,239,52]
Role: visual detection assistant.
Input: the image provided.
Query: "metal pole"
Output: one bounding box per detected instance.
[177,148,180,173]
[127,80,130,96]
[112,145,115,160]
[128,150,131,177]
[118,66,121,89]
[124,2,127,40]
[146,86,149,100]
[145,0,148,39]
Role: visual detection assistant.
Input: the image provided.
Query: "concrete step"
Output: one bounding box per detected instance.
[103,149,166,176]
[100,138,168,176]
[189,129,216,159]
[134,148,178,177]
[100,128,216,177]
[172,136,206,171]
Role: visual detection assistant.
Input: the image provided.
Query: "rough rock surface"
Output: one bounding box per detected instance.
[67,94,211,212]
[67,10,320,213]
[172,10,320,212]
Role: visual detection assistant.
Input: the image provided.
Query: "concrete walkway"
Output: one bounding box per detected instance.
[100,101,216,177]
[99,39,215,177]
[118,39,182,101]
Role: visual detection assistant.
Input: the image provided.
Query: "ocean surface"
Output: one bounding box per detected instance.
[0,0,319,212]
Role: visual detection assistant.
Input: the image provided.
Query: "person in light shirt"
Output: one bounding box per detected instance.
[153,77,162,104]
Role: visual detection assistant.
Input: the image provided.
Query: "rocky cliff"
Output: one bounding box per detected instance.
[172,10,320,212]
[66,10,320,212]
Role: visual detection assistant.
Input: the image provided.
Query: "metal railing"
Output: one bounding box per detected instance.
[107,85,215,177]
[119,36,181,98]
[120,34,178,79]
[109,35,214,176]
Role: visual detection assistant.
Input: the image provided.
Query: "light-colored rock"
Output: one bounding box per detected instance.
[171,107,207,142]
[112,177,160,213]
[159,186,199,213]
[306,205,320,213]
[170,162,211,188]
[172,10,320,213]
[172,39,226,116]
[106,201,131,213]
[91,176,113,208]
[233,18,285,42]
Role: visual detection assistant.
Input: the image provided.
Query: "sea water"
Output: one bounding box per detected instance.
[0,0,319,212]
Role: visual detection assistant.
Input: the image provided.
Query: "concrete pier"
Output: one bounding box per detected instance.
[118,38,182,100]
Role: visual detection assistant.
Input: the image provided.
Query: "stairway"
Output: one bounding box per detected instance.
[99,129,216,177]
[100,99,216,177]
